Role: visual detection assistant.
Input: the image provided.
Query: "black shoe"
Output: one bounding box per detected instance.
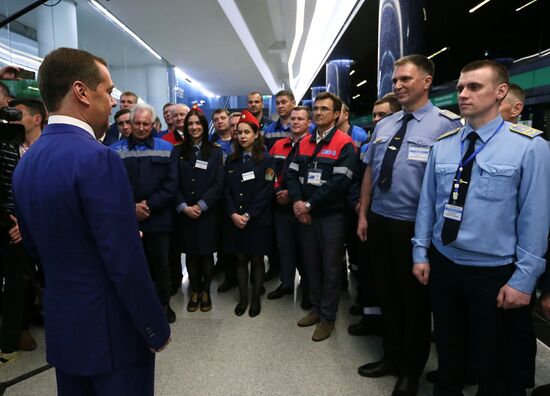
[349,303,363,316]
[234,298,248,316]
[217,280,237,293]
[358,360,398,378]
[200,292,212,312]
[392,375,419,396]
[165,305,176,324]
[532,383,550,396]
[187,292,200,312]
[267,284,293,300]
[264,268,279,281]
[249,298,261,317]
[301,292,312,310]
[348,316,382,336]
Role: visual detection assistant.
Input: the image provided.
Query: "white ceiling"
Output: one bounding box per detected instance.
[1,0,364,99]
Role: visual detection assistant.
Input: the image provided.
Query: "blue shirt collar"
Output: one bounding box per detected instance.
[397,100,434,123]
[463,115,503,143]
[128,134,154,149]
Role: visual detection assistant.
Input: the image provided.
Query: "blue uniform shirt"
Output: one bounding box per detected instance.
[412,115,550,293]
[349,124,368,149]
[262,118,291,150]
[365,101,462,222]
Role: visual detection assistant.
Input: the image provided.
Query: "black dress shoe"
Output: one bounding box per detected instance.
[300,292,312,310]
[392,375,419,396]
[267,284,293,300]
[532,383,550,396]
[358,360,398,378]
[348,316,382,336]
[249,298,261,317]
[165,305,176,324]
[234,299,248,316]
[217,280,237,293]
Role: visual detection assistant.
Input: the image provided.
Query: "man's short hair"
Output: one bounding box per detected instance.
[291,106,311,119]
[314,91,342,113]
[212,108,230,120]
[395,54,435,78]
[506,83,525,104]
[114,108,131,122]
[375,93,402,113]
[8,98,47,129]
[275,90,295,101]
[162,102,174,110]
[38,47,107,113]
[230,112,242,118]
[120,91,138,102]
[130,103,155,123]
[460,60,510,86]
[248,91,262,98]
[0,81,11,98]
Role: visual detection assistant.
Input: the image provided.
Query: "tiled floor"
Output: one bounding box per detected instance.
[2,270,550,395]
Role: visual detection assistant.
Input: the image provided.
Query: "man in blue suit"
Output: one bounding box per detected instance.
[12,47,170,395]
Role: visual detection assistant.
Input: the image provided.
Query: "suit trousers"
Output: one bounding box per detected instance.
[368,211,431,376]
[142,232,171,306]
[299,212,346,323]
[55,356,154,396]
[429,247,531,396]
[274,207,306,290]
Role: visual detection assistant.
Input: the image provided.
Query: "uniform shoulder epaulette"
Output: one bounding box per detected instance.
[437,127,461,141]
[439,109,461,121]
[509,124,543,138]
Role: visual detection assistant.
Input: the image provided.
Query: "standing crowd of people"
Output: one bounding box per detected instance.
[1,47,550,396]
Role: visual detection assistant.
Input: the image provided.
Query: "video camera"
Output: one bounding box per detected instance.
[0,106,24,143]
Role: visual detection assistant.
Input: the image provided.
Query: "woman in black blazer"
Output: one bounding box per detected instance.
[175,108,224,312]
[223,110,275,317]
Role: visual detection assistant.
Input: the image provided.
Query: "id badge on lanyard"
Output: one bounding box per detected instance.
[307,161,323,186]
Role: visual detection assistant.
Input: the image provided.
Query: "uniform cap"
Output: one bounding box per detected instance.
[237,109,260,129]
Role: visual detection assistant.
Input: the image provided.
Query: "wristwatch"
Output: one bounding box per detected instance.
[305,202,311,210]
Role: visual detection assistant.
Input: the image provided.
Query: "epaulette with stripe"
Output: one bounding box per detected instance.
[439,109,461,121]
[437,127,461,141]
[509,124,543,138]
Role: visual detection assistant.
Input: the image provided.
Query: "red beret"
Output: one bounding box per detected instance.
[237,109,260,129]
[191,103,203,113]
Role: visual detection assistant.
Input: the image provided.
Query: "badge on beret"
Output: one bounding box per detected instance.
[265,168,275,181]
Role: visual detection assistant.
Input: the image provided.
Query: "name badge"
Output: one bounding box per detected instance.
[195,160,208,170]
[307,170,322,186]
[408,146,430,162]
[443,204,463,222]
[242,171,255,181]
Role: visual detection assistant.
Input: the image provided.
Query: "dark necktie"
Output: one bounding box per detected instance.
[243,153,251,164]
[378,113,414,191]
[193,146,200,158]
[441,131,479,245]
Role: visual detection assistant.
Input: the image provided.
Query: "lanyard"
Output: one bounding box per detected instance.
[452,119,505,203]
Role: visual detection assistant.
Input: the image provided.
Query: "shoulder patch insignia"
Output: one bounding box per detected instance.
[509,124,543,138]
[265,168,275,181]
[439,109,461,121]
[437,127,461,141]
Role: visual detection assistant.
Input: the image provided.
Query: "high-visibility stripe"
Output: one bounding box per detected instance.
[289,162,299,171]
[117,149,171,159]
[333,166,353,179]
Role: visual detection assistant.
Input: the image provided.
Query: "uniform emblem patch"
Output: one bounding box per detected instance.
[265,168,275,181]
[320,149,337,157]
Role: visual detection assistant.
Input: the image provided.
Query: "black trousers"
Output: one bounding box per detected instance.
[430,248,532,396]
[274,207,306,290]
[299,212,346,323]
[168,219,183,291]
[142,232,171,306]
[368,211,431,376]
[356,237,380,312]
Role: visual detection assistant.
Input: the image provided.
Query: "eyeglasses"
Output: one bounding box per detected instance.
[312,106,333,113]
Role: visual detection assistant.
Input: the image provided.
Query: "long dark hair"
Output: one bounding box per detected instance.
[228,121,265,164]
[181,109,213,160]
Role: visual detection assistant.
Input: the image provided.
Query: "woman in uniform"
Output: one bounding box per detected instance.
[223,110,275,317]
[175,108,224,312]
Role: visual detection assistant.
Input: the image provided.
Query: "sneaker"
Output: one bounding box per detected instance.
[297,312,320,327]
[200,292,212,312]
[187,292,200,312]
[0,351,19,366]
[312,321,335,342]
[18,329,37,351]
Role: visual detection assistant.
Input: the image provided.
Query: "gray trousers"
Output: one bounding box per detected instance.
[299,212,346,322]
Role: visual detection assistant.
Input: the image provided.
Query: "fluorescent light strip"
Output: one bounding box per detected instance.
[516,0,537,11]
[513,47,550,63]
[218,0,281,93]
[288,0,305,92]
[427,47,448,59]
[89,0,162,60]
[349,69,356,76]
[352,94,360,99]
[469,0,491,13]
[356,80,367,87]
[174,67,217,98]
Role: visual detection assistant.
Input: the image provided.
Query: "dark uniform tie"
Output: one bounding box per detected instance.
[193,146,200,157]
[378,113,414,191]
[441,131,479,245]
[243,153,251,163]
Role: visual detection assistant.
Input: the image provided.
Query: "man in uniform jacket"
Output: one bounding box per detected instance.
[12,48,170,395]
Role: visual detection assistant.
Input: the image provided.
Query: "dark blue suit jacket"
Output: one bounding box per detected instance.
[13,122,170,376]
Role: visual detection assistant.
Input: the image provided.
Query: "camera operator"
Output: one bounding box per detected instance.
[0,97,46,364]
